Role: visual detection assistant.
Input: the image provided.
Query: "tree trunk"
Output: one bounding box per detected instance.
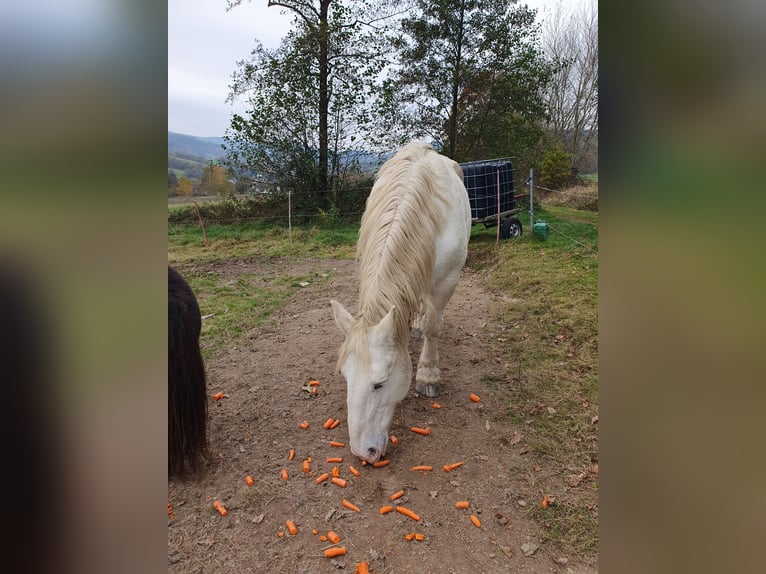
[319,0,330,197]
[448,1,466,159]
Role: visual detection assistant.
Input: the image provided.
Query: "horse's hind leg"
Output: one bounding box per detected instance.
[415,269,460,397]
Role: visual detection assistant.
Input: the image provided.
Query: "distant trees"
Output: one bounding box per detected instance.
[388,0,554,165]
[199,161,234,196]
[542,0,598,172]
[176,176,194,197]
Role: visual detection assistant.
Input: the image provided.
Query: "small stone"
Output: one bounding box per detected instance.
[554,556,569,565]
[521,542,538,556]
[252,514,264,524]
[517,499,527,507]
[429,491,438,499]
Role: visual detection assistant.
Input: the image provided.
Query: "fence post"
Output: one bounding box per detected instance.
[192,201,209,248]
[529,168,534,232]
[496,168,501,245]
[288,188,292,243]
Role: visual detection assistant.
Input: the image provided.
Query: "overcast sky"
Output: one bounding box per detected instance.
[168,0,583,137]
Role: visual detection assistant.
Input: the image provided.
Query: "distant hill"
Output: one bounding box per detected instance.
[168,131,226,160]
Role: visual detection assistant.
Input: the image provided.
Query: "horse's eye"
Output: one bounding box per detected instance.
[373,382,384,390]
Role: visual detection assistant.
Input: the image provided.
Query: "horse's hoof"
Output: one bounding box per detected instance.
[415,381,441,397]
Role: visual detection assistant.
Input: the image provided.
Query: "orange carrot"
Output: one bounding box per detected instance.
[541,495,553,508]
[442,461,464,472]
[331,477,347,488]
[332,466,340,478]
[405,532,415,541]
[168,502,174,519]
[324,547,347,558]
[356,562,370,574]
[414,533,425,541]
[213,500,228,517]
[310,387,317,395]
[342,499,361,513]
[323,418,335,429]
[319,535,327,542]
[326,457,343,463]
[277,531,285,538]
[315,473,330,484]
[469,393,481,403]
[330,441,345,447]
[327,531,341,544]
[372,459,390,468]
[286,520,298,535]
[469,514,481,527]
[281,468,289,481]
[410,465,433,472]
[288,449,295,461]
[245,475,254,487]
[299,420,309,429]
[212,392,224,401]
[390,489,404,501]
[312,528,319,535]
[410,426,431,435]
[379,505,394,514]
[307,456,313,463]
[348,465,361,477]
[431,402,442,409]
[309,380,321,387]
[330,419,341,429]
[455,500,470,509]
[302,459,311,473]
[395,506,420,521]
[361,460,367,466]
[390,435,399,445]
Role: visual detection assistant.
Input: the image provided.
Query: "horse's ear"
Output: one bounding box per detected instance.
[370,306,396,348]
[331,300,353,335]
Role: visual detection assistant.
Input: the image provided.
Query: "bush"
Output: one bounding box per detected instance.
[539,149,575,190]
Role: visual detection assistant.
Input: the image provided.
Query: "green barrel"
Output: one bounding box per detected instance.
[533,220,550,240]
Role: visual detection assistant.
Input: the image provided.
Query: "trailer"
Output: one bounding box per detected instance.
[460,157,523,239]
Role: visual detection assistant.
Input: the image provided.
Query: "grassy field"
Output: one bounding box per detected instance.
[168,202,598,555]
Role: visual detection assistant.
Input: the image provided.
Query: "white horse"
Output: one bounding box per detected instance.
[331,141,471,463]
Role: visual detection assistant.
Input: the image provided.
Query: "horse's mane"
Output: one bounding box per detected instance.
[339,142,448,366]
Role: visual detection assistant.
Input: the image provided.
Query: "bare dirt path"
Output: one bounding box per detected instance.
[168,257,596,573]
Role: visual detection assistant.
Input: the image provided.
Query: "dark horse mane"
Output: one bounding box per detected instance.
[168,266,208,478]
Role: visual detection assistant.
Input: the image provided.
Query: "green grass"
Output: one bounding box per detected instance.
[467,205,598,557]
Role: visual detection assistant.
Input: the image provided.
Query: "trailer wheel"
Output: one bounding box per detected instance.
[500,217,522,239]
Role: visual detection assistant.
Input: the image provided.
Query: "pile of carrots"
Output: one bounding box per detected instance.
[187,380,492,567]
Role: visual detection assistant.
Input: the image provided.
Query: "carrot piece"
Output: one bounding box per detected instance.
[330,441,345,447]
[288,449,295,461]
[212,392,224,401]
[356,562,370,574]
[390,489,404,501]
[469,514,481,527]
[390,435,399,445]
[319,535,327,542]
[455,500,470,509]
[213,500,228,516]
[395,506,420,521]
[410,426,430,435]
[302,459,311,473]
[312,528,319,535]
[332,466,340,478]
[330,419,341,429]
[442,461,464,472]
[414,533,425,541]
[405,532,415,541]
[281,468,289,481]
[324,547,347,558]
[342,499,361,512]
[323,418,335,429]
[410,465,433,472]
[307,456,313,463]
[327,530,341,544]
[286,519,298,535]
[277,531,285,538]
[315,472,330,484]
[541,494,553,508]
[331,477,347,488]
[310,387,317,395]
[469,393,481,403]
[326,457,343,463]
[360,460,367,466]
[245,475,254,487]
[298,420,309,429]
[372,459,390,468]
[348,465,361,477]
[309,380,321,386]
[379,505,394,514]
[431,402,442,409]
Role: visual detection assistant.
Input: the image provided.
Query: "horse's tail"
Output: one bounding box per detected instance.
[168,266,208,478]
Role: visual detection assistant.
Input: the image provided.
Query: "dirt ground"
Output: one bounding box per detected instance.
[168,256,597,573]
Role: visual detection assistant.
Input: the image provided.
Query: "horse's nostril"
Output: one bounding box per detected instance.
[367,447,378,455]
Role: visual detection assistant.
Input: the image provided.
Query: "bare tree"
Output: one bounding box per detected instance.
[543,0,598,172]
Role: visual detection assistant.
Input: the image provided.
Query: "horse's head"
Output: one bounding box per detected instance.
[331,300,411,463]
